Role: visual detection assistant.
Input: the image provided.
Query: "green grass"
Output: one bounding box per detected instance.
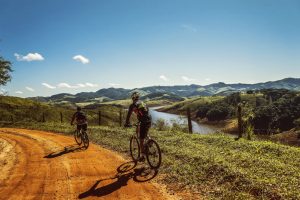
[0,96,123,126]
[2,121,300,199]
[161,96,223,115]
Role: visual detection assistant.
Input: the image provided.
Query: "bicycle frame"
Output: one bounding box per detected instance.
[134,123,151,141]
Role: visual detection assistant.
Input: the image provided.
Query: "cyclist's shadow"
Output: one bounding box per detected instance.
[78,161,158,199]
[44,145,86,159]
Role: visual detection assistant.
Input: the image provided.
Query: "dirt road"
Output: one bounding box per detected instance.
[0,128,175,200]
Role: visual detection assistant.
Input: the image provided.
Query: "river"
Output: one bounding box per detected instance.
[149,107,218,134]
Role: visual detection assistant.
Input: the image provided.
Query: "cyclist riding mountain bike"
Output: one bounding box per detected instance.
[125,92,152,161]
[71,107,88,132]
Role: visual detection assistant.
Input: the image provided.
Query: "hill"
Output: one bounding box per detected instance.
[0,96,122,126]
[29,78,300,104]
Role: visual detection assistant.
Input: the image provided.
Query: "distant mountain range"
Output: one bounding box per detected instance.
[30,78,300,103]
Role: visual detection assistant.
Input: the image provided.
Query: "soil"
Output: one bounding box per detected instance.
[0,128,180,200]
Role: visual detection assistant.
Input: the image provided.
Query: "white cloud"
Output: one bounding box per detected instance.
[0,88,7,95]
[205,78,211,81]
[85,82,98,87]
[159,75,169,82]
[14,53,44,61]
[109,83,120,87]
[181,24,197,33]
[77,83,86,88]
[25,87,34,92]
[57,83,72,88]
[15,91,23,94]
[73,55,89,64]
[42,83,56,89]
[182,76,196,82]
[57,82,98,89]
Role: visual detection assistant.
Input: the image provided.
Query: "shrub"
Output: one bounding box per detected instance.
[207,106,230,121]
[154,118,167,131]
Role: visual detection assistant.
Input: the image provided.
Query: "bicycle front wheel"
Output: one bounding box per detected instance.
[82,130,89,149]
[130,136,140,161]
[146,139,161,169]
[74,130,82,145]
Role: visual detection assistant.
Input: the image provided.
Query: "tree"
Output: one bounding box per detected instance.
[0,56,13,86]
[225,92,241,106]
[206,105,230,121]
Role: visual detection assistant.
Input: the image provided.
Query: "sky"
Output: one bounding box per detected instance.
[0,0,300,97]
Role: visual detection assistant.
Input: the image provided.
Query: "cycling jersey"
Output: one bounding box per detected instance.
[126,100,151,123]
[71,111,87,125]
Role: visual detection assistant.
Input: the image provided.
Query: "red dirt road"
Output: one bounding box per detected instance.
[0,128,176,200]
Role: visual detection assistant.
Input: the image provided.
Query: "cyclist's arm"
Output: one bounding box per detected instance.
[125,104,134,125]
[71,113,76,125]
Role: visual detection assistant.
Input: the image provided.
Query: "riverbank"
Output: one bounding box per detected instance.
[153,106,236,135]
[149,107,218,134]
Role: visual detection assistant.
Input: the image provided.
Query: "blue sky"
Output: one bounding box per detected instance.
[0,0,299,97]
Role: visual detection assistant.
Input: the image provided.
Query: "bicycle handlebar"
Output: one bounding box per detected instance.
[124,123,139,128]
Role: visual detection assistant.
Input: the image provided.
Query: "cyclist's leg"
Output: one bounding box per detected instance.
[82,124,87,133]
[77,124,81,131]
[140,121,151,154]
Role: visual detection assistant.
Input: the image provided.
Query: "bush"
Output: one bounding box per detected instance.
[207,105,230,121]
[154,118,167,131]
[196,105,210,119]
[253,105,278,134]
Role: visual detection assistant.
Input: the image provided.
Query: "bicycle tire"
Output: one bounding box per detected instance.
[130,136,140,161]
[82,130,89,149]
[145,139,162,169]
[74,130,82,145]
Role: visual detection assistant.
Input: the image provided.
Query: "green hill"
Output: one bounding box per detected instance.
[29,78,300,104]
[0,96,123,126]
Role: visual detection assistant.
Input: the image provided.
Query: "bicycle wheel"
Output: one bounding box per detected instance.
[74,130,82,145]
[130,136,140,161]
[145,139,161,169]
[82,130,89,149]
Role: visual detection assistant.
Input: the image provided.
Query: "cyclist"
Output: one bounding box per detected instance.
[124,91,152,161]
[71,106,88,132]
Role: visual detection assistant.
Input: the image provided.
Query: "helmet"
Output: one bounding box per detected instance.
[131,92,139,101]
[77,106,81,111]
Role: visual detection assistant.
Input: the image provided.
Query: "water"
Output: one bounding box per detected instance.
[149,107,217,134]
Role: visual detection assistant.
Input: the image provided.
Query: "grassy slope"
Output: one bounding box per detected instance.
[160,96,223,115]
[160,94,261,116]
[0,96,123,126]
[2,122,300,200]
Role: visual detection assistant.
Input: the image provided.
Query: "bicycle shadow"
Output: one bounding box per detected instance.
[44,145,86,158]
[78,161,158,199]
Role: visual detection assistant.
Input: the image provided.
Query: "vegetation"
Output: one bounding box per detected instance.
[162,89,300,136]
[0,96,123,126]
[2,121,300,199]
[0,56,13,86]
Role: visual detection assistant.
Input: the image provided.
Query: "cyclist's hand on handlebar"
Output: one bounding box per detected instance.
[124,123,132,128]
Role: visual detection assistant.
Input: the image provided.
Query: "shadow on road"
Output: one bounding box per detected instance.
[78,161,158,199]
[44,145,86,158]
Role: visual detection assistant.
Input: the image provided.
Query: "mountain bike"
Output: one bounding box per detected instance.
[128,123,161,169]
[73,124,89,149]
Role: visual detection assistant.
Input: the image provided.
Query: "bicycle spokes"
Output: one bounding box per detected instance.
[130,136,140,161]
[145,139,161,169]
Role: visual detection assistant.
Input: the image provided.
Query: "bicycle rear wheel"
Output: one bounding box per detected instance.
[74,130,82,145]
[145,139,161,169]
[82,130,89,149]
[130,136,140,161]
